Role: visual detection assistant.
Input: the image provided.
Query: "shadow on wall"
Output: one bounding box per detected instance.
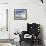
[40,25,45,46]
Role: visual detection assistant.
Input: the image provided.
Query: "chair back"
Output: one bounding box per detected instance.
[27,23,40,36]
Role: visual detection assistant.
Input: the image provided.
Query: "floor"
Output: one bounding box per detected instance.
[0,43,13,46]
[19,41,43,46]
[0,41,43,46]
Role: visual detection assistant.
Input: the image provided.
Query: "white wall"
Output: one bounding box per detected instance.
[0,0,8,3]
[8,0,46,45]
[9,0,43,36]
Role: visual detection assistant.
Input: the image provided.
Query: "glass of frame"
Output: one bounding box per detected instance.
[14,9,27,20]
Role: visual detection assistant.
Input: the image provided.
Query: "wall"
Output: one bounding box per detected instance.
[8,0,46,46]
[9,0,43,37]
[8,0,46,45]
[0,0,8,3]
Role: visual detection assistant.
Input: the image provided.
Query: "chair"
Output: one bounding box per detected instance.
[19,23,40,46]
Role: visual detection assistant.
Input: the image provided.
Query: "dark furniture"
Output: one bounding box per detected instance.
[19,23,41,46]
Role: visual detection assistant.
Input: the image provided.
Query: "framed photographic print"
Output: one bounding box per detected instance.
[14,9,27,20]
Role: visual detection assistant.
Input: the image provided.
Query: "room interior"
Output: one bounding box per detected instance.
[0,0,46,46]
